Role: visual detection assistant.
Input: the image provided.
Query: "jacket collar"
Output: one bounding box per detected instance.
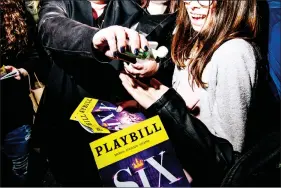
[102,0,144,28]
[82,0,177,39]
[135,11,178,38]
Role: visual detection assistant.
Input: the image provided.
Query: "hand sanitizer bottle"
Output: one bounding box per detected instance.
[118,41,169,63]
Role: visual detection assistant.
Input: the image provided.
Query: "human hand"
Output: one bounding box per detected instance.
[4,66,27,80]
[92,25,148,58]
[119,73,169,109]
[123,58,159,78]
[116,100,140,112]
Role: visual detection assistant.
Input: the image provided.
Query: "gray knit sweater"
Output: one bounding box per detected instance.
[173,39,258,152]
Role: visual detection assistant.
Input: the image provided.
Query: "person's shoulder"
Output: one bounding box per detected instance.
[212,39,256,63]
[211,39,257,73]
[217,39,255,55]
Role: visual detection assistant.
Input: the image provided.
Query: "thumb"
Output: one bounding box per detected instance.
[132,63,144,70]
[18,68,28,77]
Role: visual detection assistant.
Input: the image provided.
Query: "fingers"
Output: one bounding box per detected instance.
[139,34,149,51]
[119,73,157,110]
[183,169,193,183]
[5,66,21,80]
[104,30,117,58]
[115,26,127,53]
[18,68,28,77]
[14,72,21,80]
[93,26,148,58]
[122,28,147,53]
[123,64,130,74]
[124,62,149,78]
[119,73,137,97]
[124,28,140,55]
[124,62,142,75]
[93,26,119,58]
[4,65,13,71]
[116,100,138,112]
[150,78,169,95]
[131,63,144,70]
[150,78,162,89]
[130,59,159,78]
[120,71,135,87]
[119,72,148,90]
[119,73,148,109]
[4,65,17,72]
[133,76,149,90]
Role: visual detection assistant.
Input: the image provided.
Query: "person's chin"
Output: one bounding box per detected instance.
[191,24,203,32]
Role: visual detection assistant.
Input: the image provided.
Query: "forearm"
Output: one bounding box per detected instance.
[39,17,98,56]
[153,57,174,87]
[38,0,107,61]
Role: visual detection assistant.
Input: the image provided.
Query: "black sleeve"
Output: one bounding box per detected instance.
[153,57,174,87]
[146,88,235,186]
[19,49,38,74]
[38,0,107,62]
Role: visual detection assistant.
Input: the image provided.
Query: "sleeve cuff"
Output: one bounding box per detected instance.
[146,88,178,115]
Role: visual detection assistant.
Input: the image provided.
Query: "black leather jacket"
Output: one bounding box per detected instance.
[37,0,235,186]
[146,88,236,186]
[38,0,176,98]
[35,1,179,186]
[38,0,176,59]
[38,0,144,59]
[37,0,147,112]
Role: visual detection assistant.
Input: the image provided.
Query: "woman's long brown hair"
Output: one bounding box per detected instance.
[0,0,29,60]
[141,0,179,13]
[171,0,258,88]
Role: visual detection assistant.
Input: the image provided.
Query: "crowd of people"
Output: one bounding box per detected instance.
[0,0,280,187]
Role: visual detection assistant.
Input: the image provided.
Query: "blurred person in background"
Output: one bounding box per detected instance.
[35,0,179,186]
[118,0,274,184]
[0,0,38,186]
[35,0,181,185]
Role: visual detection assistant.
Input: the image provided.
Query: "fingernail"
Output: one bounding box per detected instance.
[113,51,118,57]
[134,49,139,55]
[144,46,148,51]
[120,46,125,53]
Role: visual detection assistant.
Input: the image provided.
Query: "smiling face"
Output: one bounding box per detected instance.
[184,0,216,32]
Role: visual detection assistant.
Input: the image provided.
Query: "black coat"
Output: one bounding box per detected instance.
[35,0,177,186]
[35,0,240,186]
[146,88,236,186]
[0,5,38,142]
